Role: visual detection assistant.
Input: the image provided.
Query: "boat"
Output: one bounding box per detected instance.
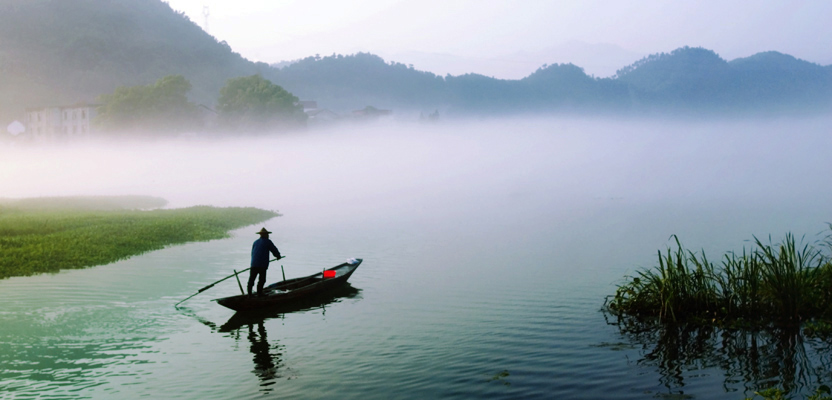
[217,284,361,332]
[213,258,362,311]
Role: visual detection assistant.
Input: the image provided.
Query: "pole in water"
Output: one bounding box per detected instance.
[234,269,244,295]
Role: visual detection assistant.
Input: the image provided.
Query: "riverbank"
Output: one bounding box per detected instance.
[0,196,278,279]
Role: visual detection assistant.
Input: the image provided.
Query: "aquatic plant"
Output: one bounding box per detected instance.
[604,304,832,399]
[606,231,832,327]
[0,197,278,279]
[606,228,832,399]
[488,370,511,386]
[744,385,832,400]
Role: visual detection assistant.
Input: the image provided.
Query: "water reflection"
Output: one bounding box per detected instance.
[605,314,832,396]
[192,284,361,392]
[247,322,284,390]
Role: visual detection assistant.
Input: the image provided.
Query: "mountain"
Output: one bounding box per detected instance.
[269,55,626,114]
[0,0,267,121]
[729,51,832,109]
[381,42,644,80]
[269,53,448,113]
[615,47,734,109]
[0,0,830,124]
[528,42,645,78]
[614,47,832,112]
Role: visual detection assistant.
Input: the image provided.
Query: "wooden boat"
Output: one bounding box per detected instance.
[214,258,362,311]
[217,284,361,332]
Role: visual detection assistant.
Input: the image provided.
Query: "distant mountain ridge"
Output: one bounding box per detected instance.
[612,47,832,112]
[0,0,830,123]
[380,41,645,79]
[270,49,831,115]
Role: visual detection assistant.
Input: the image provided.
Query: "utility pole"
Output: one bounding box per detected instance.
[202,5,210,34]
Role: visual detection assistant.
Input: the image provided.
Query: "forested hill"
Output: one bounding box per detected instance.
[271,49,832,115]
[269,53,448,112]
[271,54,626,113]
[0,0,830,123]
[0,0,268,121]
[613,47,832,113]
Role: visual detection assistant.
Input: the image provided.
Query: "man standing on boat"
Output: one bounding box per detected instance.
[249,227,282,296]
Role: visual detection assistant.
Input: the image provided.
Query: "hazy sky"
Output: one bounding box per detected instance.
[165,0,832,78]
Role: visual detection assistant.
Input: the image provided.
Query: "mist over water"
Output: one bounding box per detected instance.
[3,117,830,245]
[2,116,832,399]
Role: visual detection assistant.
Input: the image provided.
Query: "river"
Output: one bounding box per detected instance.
[1,117,831,399]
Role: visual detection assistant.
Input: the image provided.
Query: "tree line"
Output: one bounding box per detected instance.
[95,74,305,134]
[83,47,832,134]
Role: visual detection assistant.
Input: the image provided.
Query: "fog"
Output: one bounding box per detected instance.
[9,117,832,399]
[3,118,830,244]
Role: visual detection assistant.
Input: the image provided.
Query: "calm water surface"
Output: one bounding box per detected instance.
[1,117,831,399]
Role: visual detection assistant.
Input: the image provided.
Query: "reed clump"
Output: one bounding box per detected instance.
[0,196,278,279]
[606,230,832,327]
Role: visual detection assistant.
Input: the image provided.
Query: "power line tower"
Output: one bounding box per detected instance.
[202,5,210,34]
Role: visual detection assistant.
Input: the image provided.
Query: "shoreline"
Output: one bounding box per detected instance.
[0,196,278,279]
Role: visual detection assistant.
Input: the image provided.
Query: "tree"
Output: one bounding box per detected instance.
[216,75,306,131]
[96,75,201,134]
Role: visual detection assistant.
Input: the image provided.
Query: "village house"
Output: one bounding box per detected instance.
[306,108,339,123]
[299,100,340,126]
[352,106,392,119]
[298,100,318,113]
[25,104,97,141]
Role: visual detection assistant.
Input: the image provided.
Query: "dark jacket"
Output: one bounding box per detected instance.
[251,237,281,269]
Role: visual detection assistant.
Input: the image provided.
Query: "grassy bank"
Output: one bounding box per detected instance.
[606,229,832,328]
[0,196,278,279]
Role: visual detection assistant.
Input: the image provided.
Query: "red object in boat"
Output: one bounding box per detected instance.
[323,270,336,278]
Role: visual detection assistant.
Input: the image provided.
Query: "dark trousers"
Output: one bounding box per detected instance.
[248,268,267,295]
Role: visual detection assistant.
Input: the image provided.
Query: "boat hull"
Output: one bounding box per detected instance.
[214,258,362,311]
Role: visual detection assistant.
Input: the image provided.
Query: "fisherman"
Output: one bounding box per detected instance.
[248,227,282,296]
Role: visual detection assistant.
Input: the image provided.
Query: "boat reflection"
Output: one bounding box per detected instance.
[207,284,361,392]
[219,283,362,332]
[187,283,361,392]
[605,313,832,396]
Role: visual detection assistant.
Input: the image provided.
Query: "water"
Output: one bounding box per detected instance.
[1,117,831,399]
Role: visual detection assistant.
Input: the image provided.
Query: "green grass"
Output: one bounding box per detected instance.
[606,229,832,328]
[0,195,168,211]
[0,196,278,279]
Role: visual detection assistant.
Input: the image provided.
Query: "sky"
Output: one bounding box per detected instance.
[166,0,832,79]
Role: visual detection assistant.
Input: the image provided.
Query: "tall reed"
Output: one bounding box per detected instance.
[606,231,832,326]
[755,234,824,323]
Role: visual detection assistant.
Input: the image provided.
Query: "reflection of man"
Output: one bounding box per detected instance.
[248,228,281,296]
[248,322,277,381]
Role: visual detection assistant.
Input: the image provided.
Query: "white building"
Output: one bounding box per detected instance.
[25,104,97,141]
[306,108,339,124]
[6,120,25,136]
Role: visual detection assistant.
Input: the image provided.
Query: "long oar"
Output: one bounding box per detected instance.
[175,257,283,307]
